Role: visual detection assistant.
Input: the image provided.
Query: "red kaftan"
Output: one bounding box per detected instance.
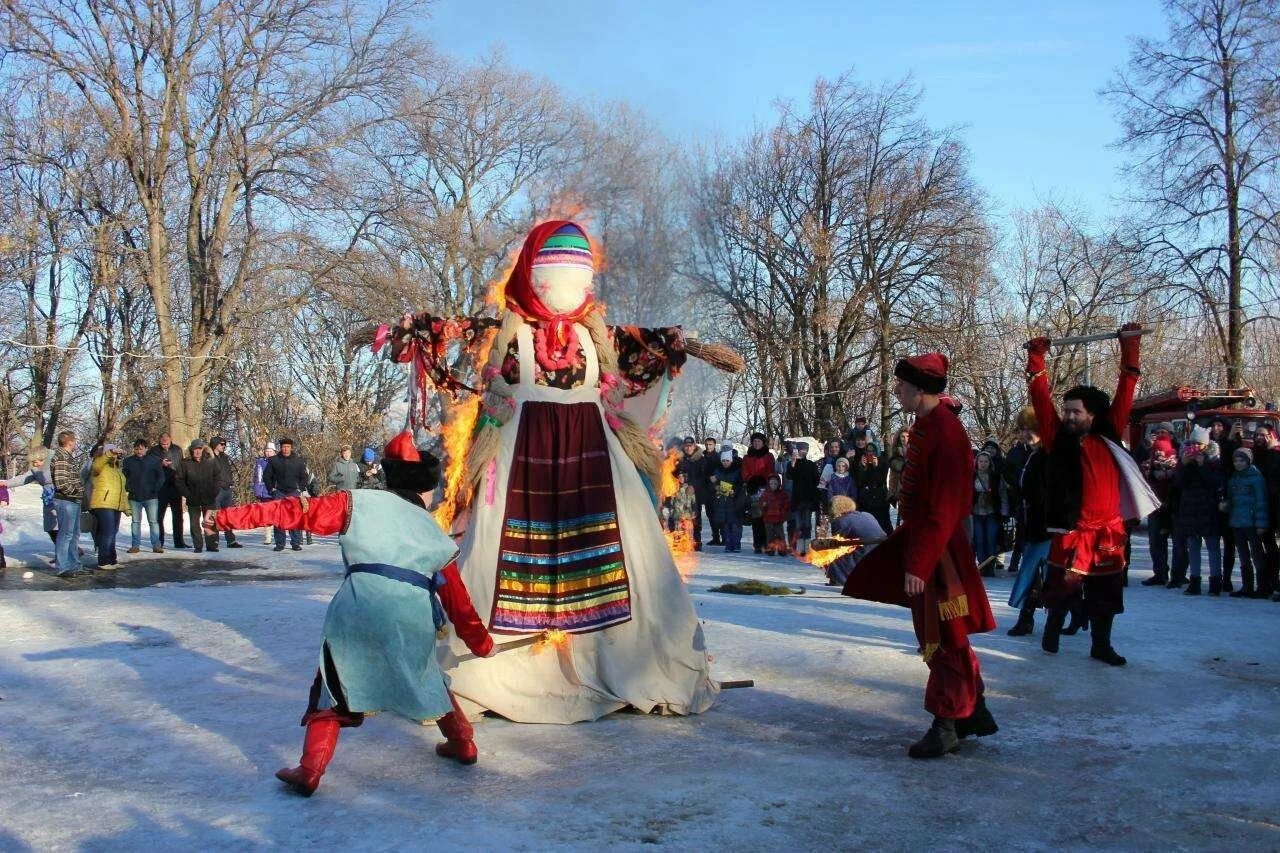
[1028,369,1138,576]
[842,401,995,719]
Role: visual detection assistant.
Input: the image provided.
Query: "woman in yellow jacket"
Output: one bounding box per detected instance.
[89,444,131,568]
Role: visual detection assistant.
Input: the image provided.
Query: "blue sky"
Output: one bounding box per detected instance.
[426,0,1169,223]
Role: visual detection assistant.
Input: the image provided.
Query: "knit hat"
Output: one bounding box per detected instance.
[381,430,440,493]
[210,436,226,449]
[1152,436,1176,457]
[720,450,734,463]
[830,495,857,517]
[265,441,277,453]
[894,353,949,394]
[531,222,593,273]
[362,447,376,464]
[1234,446,1254,463]
[1189,425,1211,446]
[1155,422,1175,435]
[188,438,206,452]
[683,436,696,445]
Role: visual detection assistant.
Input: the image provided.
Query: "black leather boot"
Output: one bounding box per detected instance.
[907,717,960,759]
[1006,606,1035,636]
[1042,608,1067,654]
[956,697,998,739]
[1089,613,1127,666]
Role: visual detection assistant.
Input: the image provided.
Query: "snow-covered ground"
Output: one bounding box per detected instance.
[2,483,1279,851]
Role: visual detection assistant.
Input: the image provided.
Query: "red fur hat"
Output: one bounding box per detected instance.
[383,431,422,463]
[894,353,949,394]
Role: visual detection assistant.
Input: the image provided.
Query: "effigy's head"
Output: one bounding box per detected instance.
[531,222,594,313]
[507,221,596,319]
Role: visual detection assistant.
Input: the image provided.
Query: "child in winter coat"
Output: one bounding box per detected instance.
[823,457,857,508]
[759,474,792,556]
[1223,446,1270,597]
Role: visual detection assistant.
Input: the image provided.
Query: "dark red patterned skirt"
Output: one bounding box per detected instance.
[490,401,632,634]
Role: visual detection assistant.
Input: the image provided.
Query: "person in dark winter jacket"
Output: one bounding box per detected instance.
[741,432,775,554]
[784,442,820,554]
[356,447,386,490]
[700,438,724,544]
[177,439,222,553]
[710,450,744,551]
[122,438,165,553]
[151,433,187,548]
[1224,446,1270,597]
[209,437,241,548]
[674,437,706,548]
[1172,429,1225,595]
[264,437,309,551]
[1007,442,1052,637]
[852,445,892,534]
[1252,427,1280,599]
[1002,412,1039,577]
[1140,422,1181,586]
[1210,419,1239,584]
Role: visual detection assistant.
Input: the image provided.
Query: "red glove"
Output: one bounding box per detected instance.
[1026,336,1050,375]
[1118,322,1142,372]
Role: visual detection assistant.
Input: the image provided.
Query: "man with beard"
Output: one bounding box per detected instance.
[842,353,997,759]
[1026,323,1157,666]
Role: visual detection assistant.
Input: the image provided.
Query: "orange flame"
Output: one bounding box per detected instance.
[801,540,859,570]
[533,628,571,654]
[665,525,698,582]
[657,448,700,581]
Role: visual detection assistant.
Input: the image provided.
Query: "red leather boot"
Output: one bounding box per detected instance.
[276,710,342,796]
[435,691,478,765]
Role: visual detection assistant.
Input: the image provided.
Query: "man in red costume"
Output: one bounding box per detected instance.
[843,353,997,759]
[1026,324,1145,666]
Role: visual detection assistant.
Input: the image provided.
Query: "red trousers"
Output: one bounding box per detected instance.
[923,645,983,719]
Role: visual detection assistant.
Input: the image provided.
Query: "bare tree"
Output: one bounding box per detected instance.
[1106,0,1280,386]
[3,0,423,448]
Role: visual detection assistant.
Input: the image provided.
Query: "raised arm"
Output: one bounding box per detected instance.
[1025,337,1061,446]
[213,491,351,535]
[1108,322,1144,437]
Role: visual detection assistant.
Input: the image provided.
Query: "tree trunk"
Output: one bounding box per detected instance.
[1221,55,1242,387]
